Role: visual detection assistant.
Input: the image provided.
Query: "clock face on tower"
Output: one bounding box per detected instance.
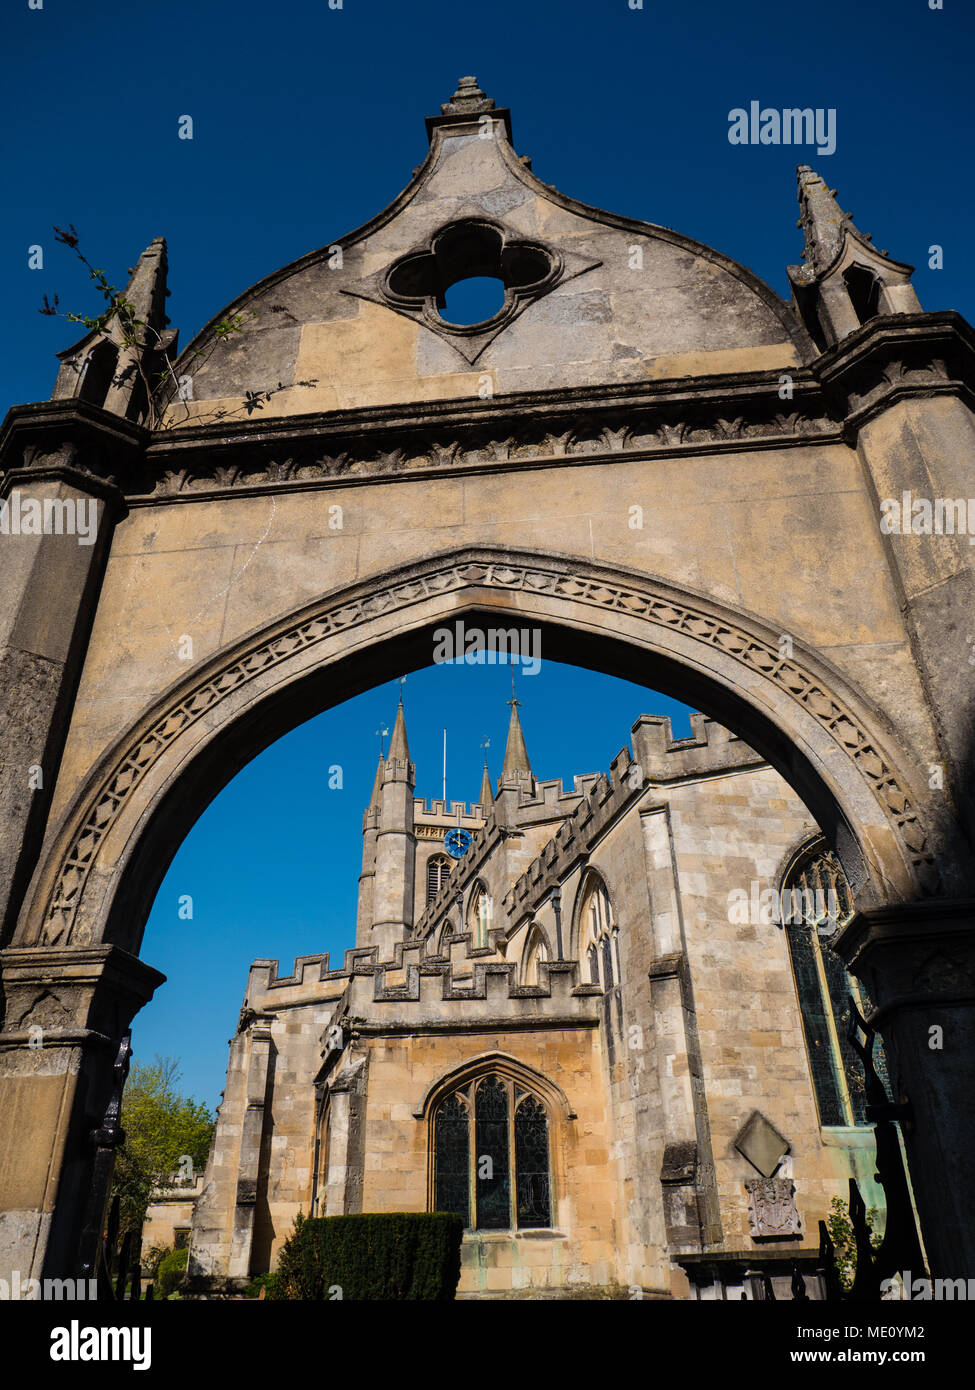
[444,827,473,860]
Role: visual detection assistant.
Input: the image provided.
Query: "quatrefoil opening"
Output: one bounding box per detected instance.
[342,218,601,363]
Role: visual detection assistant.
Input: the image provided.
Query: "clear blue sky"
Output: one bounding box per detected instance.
[4,0,973,1109]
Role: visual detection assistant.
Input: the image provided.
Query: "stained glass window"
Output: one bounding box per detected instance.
[434,1092,470,1225]
[515,1095,551,1227]
[475,1077,510,1230]
[431,1073,552,1231]
[782,839,886,1126]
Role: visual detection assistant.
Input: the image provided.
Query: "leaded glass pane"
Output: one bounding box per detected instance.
[785,840,888,1126]
[475,1077,510,1229]
[819,935,869,1124]
[785,921,845,1126]
[515,1095,551,1228]
[434,1092,470,1225]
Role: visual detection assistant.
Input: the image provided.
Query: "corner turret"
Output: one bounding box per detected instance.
[787,166,920,349]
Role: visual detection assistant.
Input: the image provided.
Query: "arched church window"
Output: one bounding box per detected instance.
[427,853,451,905]
[579,876,619,991]
[468,884,492,948]
[521,926,548,986]
[781,838,886,1126]
[431,1073,552,1231]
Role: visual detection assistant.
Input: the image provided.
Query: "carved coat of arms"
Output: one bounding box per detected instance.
[746,1177,803,1238]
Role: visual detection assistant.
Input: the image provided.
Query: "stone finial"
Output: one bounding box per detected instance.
[793,165,871,282]
[441,75,494,116]
[123,237,171,334]
[425,75,513,145]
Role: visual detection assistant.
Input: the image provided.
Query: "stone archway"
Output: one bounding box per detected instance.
[14,546,938,957]
[4,71,975,1292]
[2,545,970,1281]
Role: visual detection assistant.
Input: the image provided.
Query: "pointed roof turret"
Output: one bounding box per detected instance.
[787,165,920,346]
[499,691,534,794]
[53,235,177,419]
[367,753,384,811]
[479,760,494,808]
[791,166,880,282]
[387,699,410,763]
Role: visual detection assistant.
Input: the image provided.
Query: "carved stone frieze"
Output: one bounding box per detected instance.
[138,399,839,499]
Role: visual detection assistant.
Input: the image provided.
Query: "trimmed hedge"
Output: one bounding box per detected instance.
[273,1212,463,1300]
[156,1246,188,1297]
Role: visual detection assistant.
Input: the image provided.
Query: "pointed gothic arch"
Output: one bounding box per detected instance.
[414,1050,576,1121]
[572,871,620,991]
[466,881,492,949]
[519,923,550,986]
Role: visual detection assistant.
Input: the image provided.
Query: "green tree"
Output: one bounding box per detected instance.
[110,1056,215,1242]
[826,1195,884,1291]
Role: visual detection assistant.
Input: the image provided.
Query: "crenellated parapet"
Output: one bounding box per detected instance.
[630,712,760,781]
[340,946,602,1031]
[502,714,763,925]
[414,797,488,822]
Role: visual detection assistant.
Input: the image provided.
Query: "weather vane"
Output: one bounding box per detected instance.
[376,722,388,757]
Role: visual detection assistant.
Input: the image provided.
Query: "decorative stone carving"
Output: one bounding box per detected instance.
[342,217,600,363]
[141,398,840,499]
[746,1177,803,1239]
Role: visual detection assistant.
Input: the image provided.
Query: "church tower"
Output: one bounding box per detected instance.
[370,700,416,959]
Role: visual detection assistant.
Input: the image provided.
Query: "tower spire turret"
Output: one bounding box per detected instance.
[479,760,494,808]
[367,752,384,811]
[787,165,920,348]
[498,687,534,795]
[425,74,513,145]
[370,696,416,959]
[388,697,410,763]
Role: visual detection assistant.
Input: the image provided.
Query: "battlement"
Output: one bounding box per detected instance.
[503,745,645,923]
[413,798,488,824]
[338,933,602,1030]
[501,775,587,822]
[631,712,760,780]
[241,931,601,1043]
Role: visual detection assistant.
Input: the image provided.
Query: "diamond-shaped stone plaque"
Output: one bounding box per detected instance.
[734,1110,789,1177]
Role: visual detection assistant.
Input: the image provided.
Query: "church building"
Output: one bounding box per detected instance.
[181,697,882,1298]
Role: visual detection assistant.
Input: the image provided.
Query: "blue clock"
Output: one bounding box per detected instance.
[444,827,473,859]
